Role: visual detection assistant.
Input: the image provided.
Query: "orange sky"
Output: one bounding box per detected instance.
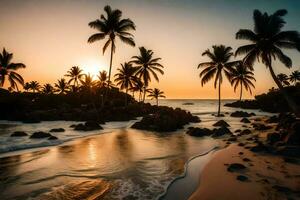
[1,0,300,99]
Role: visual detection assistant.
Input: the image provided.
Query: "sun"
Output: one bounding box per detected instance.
[82,59,108,79]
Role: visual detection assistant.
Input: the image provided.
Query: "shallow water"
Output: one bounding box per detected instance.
[0,100,273,199]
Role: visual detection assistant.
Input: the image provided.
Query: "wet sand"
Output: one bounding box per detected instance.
[189,143,300,200]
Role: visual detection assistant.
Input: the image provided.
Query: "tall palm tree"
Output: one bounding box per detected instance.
[289,70,300,85]
[235,9,300,113]
[229,62,256,101]
[147,88,166,106]
[42,83,54,94]
[130,78,143,100]
[97,70,108,88]
[55,78,69,94]
[0,48,26,91]
[130,47,164,102]
[29,81,41,93]
[198,45,238,116]
[23,82,31,92]
[114,62,138,105]
[80,74,95,92]
[88,5,136,89]
[277,73,290,86]
[65,66,84,88]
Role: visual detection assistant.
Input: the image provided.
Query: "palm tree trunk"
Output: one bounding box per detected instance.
[138,91,141,102]
[107,40,114,89]
[156,98,158,106]
[239,82,243,102]
[125,88,128,106]
[143,86,146,102]
[268,64,299,113]
[218,78,221,116]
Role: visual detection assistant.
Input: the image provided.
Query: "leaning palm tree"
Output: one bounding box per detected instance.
[198,45,238,116]
[147,88,166,106]
[235,9,300,112]
[0,48,26,91]
[130,47,164,102]
[88,5,136,89]
[97,70,108,88]
[42,83,54,94]
[29,81,41,93]
[65,66,84,88]
[55,78,69,94]
[289,70,300,85]
[229,62,256,101]
[277,73,290,86]
[114,62,138,105]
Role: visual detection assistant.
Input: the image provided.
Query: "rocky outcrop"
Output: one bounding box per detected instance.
[227,163,247,172]
[231,111,256,118]
[30,131,52,139]
[213,120,230,127]
[74,121,103,131]
[212,126,232,137]
[50,128,65,132]
[186,127,212,137]
[10,131,28,137]
[240,118,251,123]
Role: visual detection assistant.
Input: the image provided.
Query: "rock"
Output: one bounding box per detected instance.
[238,143,245,146]
[227,163,247,172]
[266,115,279,123]
[74,121,103,131]
[272,185,292,194]
[228,137,237,142]
[70,124,76,128]
[252,123,272,131]
[267,132,281,144]
[50,128,65,132]
[236,175,249,182]
[241,118,251,123]
[243,158,251,162]
[48,136,58,140]
[240,129,252,135]
[30,131,52,139]
[186,127,212,137]
[231,111,255,118]
[10,131,28,137]
[235,129,241,133]
[224,100,259,109]
[213,120,230,127]
[212,126,232,137]
[250,142,269,152]
[239,152,244,155]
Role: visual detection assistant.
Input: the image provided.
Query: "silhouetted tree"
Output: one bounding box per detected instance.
[29,81,41,93]
[277,73,290,86]
[80,74,95,93]
[65,66,84,88]
[55,78,69,94]
[130,78,143,100]
[147,88,166,106]
[23,82,30,92]
[289,70,300,85]
[97,70,108,88]
[42,83,54,94]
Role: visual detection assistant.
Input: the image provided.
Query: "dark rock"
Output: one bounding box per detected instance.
[50,128,65,132]
[231,111,256,118]
[238,143,245,146]
[213,120,230,127]
[235,129,241,133]
[267,132,281,144]
[240,129,252,135]
[48,136,58,140]
[266,115,279,123]
[186,127,212,137]
[272,185,292,194]
[243,158,251,162]
[241,118,251,123]
[224,100,259,109]
[22,119,41,123]
[11,131,28,137]
[212,126,232,137]
[252,123,272,131]
[239,152,244,155]
[236,175,249,182]
[250,142,269,152]
[70,124,76,128]
[227,163,247,172]
[74,121,103,131]
[30,131,52,139]
[228,137,237,142]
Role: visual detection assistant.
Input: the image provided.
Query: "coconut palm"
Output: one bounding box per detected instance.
[114,62,138,105]
[130,47,164,102]
[277,73,290,86]
[130,78,143,100]
[0,48,26,91]
[147,88,166,106]
[23,82,31,92]
[289,70,300,85]
[229,62,256,101]
[198,45,239,116]
[235,9,300,112]
[42,83,54,94]
[29,81,41,93]
[65,66,84,88]
[97,70,108,88]
[80,74,95,92]
[55,78,69,94]
[88,5,136,89]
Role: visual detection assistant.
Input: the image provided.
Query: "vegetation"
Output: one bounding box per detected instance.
[198,45,238,116]
[28,81,41,93]
[289,70,300,85]
[147,88,166,106]
[65,66,84,87]
[42,84,54,94]
[277,73,290,86]
[235,9,300,113]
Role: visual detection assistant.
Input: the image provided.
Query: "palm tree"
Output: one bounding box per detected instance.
[23,82,31,92]
[65,66,84,88]
[130,47,164,102]
[229,62,256,101]
[114,62,138,105]
[277,73,290,86]
[289,70,300,85]
[97,70,108,88]
[88,5,136,89]
[55,78,69,94]
[130,78,143,100]
[198,45,238,116]
[235,9,300,113]
[80,74,95,92]
[42,83,54,94]
[29,81,41,93]
[0,48,26,91]
[147,88,166,106]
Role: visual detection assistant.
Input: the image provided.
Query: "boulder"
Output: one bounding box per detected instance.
[213,120,230,127]
[186,127,212,137]
[227,163,247,172]
[241,118,251,123]
[236,175,249,182]
[74,121,103,131]
[230,111,256,118]
[10,131,28,137]
[235,129,241,133]
[212,126,232,137]
[50,128,65,132]
[265,115,279,123]
[30,131,52,139]
[252,123,272,131]
[267,132,281,144]
[48,136,58,140]
[240,129,251,135]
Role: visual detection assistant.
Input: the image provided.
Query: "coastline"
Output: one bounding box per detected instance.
[188,143,300,200]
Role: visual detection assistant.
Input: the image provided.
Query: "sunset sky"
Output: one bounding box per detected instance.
[1,0,300,99]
